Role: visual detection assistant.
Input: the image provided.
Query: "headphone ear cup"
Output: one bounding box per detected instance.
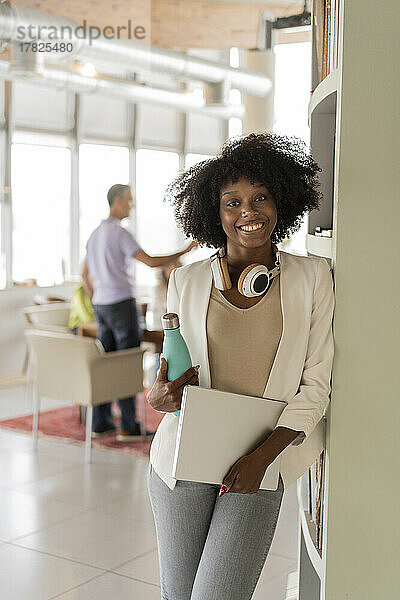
[237,264,259,296]
[219,257,232,290]
[238,264,271,297]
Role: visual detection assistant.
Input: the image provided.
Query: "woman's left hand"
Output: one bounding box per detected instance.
[220,428,301,495]
[221,451,273,495]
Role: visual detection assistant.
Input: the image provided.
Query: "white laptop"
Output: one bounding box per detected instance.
[172,386,287,491]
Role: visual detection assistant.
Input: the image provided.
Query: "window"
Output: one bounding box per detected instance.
[79,144,130,262]
[11,144,71,286]
[185,153,212,168]
[274,41,311,143]
[80,96,129,141]
[13,82,73,131]
[228,117,243,138]
[229,50,243,139]
[274,41,311,255]
[135,149,183,289]
[0,207,5,289]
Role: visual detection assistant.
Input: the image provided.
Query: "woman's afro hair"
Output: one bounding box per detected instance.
[165,132,322,248]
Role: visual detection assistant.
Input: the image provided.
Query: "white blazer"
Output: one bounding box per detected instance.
[150,250,334,489]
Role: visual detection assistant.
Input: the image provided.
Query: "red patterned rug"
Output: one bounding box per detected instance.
[0,395,163,457]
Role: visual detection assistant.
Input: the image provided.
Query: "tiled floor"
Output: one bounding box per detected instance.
[0,385,299,599]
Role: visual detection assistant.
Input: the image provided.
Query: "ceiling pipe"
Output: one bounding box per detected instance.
[0,2,272,97]
[0,59,244,119]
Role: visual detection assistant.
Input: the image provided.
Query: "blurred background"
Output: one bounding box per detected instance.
[0,1,311,292]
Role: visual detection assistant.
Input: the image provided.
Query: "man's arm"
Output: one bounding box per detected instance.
[134,241,197,268]
[81,262,94,301]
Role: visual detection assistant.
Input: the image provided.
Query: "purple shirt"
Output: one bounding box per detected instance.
[85,217,141,305]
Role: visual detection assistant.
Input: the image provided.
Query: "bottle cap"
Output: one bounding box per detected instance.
[162,312,180,330]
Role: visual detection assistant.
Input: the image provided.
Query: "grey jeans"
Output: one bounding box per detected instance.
[148,464,284,600]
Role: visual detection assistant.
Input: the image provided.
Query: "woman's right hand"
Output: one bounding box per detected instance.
[147,357,200,413]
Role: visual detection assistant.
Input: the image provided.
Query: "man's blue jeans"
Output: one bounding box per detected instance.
[92,298,141,433]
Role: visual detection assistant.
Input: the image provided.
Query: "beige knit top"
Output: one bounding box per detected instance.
[207,275,283,396]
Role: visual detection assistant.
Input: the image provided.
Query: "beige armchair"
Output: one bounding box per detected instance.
[21,304,72,379]
[25,329,145,462]
[22,304,158,385]
[23,304,71,333]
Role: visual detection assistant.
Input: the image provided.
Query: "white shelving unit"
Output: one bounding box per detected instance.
[300,2,399,598]
[308,69,339,124]
[306,234,333,259]
[299,504,323,579]
[307,66,338,255]
[297,2,343,599]
[296,452,330,600]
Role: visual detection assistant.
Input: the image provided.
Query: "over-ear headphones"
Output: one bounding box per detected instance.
[210,246,280,298]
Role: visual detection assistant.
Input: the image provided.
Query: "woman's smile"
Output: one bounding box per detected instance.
[236,221,266,233]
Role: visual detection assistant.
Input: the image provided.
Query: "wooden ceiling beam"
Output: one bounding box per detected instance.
[13,0,305,49]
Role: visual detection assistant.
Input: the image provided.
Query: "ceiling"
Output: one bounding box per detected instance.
[186,0,303,5]
[12,0,308,49]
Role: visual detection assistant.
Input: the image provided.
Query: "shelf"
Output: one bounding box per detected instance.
[308,70,340,124]
[300,510,324,579]
[297,478,323,580]
[306,234,333,259]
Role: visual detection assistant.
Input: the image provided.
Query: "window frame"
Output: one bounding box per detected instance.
[0,74,233,289]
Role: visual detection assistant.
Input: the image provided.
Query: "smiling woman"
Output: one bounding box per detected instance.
[147,132,334,600]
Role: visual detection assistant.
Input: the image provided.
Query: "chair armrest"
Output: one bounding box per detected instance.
[89,346,145,405]
[25,324,71,334]
[96,345,145,360]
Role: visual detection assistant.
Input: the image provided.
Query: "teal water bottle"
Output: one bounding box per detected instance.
[161,313,192,416]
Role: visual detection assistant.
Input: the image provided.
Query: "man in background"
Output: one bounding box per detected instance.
[83,183,196,441]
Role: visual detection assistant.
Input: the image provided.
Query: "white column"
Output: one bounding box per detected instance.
[70,94,81,278]
[2,82,13,285]
[242,49,275,134]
